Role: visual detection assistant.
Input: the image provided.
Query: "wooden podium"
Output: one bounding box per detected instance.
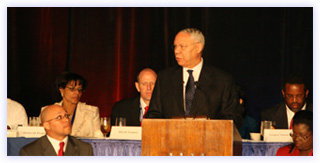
[141,119,242,156]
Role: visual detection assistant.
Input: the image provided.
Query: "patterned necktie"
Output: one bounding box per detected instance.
[185,70,195,116]
[58,142,64,156]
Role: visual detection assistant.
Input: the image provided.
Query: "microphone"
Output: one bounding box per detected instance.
[194,81,200,87]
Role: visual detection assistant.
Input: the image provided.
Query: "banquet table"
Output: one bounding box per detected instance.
[7,137,290,156]
[242,140,291,156]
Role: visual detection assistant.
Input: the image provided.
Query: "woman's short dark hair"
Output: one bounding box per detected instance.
[55,72,87,91]
[292,110,313,132]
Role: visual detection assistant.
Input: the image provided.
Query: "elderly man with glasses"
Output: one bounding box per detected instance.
[20,104,93,156]
[145,28,243,128]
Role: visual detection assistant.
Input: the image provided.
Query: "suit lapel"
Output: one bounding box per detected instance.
[172,67,184,114]
[275,104,288,129]
[41,136,57,156]
[64,136,78,156]
[306,103,313,111]
[71,103,87,136]
[190,64,212,115]
[130,97,141,125]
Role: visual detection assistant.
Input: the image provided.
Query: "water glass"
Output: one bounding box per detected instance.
[115,117,126,126]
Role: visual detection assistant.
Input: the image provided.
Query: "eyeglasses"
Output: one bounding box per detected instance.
[67,86,84,93]
[172,42,199,50]
[46,114,72,122]
[284,94,305,100]
[290,132,312,141]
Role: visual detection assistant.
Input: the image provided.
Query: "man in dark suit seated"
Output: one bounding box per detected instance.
[111,68,157,126]
[261,75,312,129]
[20,104,93,156]
[145,28,243,128]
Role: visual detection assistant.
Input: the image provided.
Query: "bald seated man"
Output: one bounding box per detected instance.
[111,68,157,126]
[20,104,93,156]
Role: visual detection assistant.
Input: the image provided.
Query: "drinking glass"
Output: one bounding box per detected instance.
[264,121,272,129]
[260,121,276,137]
[100,117,111,137]
[115,117,126,126]
[271,121,276,129]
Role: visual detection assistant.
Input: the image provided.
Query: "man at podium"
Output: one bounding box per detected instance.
[145,28,242,128]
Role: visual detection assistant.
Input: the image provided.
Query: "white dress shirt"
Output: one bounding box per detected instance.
[139,97,148,122]
[47,135,68,155]
[286,103,306,128]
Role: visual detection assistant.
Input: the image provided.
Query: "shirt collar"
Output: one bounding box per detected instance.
[139,97,148,110]
[183,57,203,82]
[46,135,68,154]
[286,103,307,128]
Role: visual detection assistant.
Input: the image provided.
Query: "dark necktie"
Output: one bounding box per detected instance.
[185,70,195,116]
[58,142,64,156]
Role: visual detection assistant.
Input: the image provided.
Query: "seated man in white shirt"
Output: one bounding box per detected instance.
[20,104,93,156]
[111,68,157,126]
[7,98,28,130]
[261,75,312,129]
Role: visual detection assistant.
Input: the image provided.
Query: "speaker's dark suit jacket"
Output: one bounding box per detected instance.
[19,135,93,156]
[261,102,313,129]
[145,63,243,128]
[111,96,141,126]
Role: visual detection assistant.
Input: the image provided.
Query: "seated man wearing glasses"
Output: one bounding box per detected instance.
[276,110,313,156]
[261,75,312,129]
[20,104,93,156]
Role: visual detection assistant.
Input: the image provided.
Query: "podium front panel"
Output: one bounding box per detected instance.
[141,119,241,156]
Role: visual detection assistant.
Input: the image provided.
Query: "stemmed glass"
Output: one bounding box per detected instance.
[100,117,111,137]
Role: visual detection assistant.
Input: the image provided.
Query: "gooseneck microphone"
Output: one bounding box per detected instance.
[194,81,200,87]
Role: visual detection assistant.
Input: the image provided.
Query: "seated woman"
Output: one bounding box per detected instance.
[236,84,259,139]
[276,110,313,156]
[41,72,100,138]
